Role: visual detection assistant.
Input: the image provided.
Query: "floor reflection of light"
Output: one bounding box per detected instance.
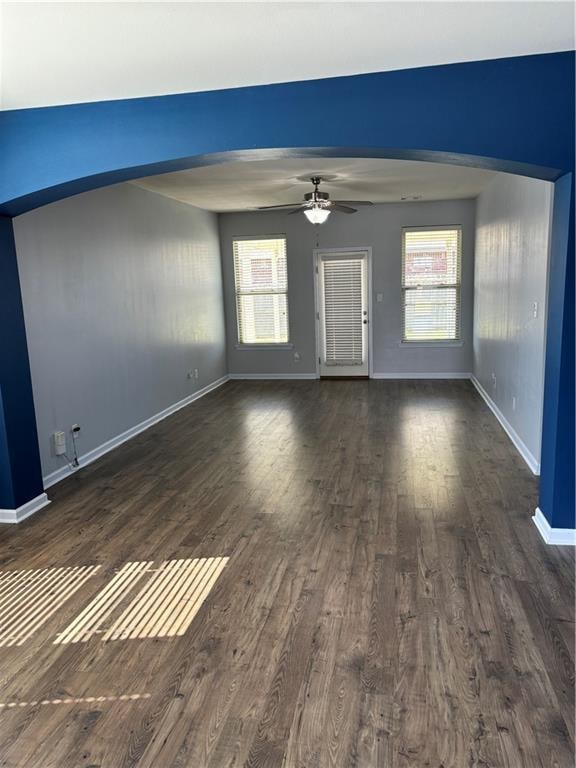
[0,693,151,708]
[396,400,464,512]
[238,402,307,496]
[0,565,101,647]
[399,402,459,461]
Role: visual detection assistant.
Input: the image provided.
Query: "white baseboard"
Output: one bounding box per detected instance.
[532,508,576,546]
[43,375,229,489]
[371,372,471,380]
[0,493,50,524]
[229,372,468,381]
[470,376,540,475]
[228,373,318,380]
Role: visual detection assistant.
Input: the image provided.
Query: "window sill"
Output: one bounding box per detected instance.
[399,341,464,348]
[235,343,294,351]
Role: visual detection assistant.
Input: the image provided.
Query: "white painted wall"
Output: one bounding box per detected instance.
[473,173,553,470]
[219,200,476,378]
[14,183,226,481]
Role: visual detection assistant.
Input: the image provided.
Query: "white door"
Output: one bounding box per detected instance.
[316,249,370,377]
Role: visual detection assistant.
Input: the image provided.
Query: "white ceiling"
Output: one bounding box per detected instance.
[1,1,573,110]
[130,157,497,210]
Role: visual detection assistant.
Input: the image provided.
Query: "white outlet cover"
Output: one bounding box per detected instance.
[53,430,66,456]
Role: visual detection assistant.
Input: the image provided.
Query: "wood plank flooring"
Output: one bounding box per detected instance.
[0,380,573,768]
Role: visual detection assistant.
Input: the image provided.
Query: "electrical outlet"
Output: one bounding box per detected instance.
[294,351,300,362]
[512,396,516,411]
[187,371,193,380]
[53,431,66,456]
[491,372,496,389]
[532,301,538,319]
[71,424,81,434]
[194,368,199,380]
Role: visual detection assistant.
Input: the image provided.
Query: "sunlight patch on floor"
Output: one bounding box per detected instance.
[55,557,229,644]
[0,693,151,708]
[0,565,101,647]
[54,561,153,644]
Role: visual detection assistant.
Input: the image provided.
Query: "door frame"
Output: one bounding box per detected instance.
[313,246,374,379]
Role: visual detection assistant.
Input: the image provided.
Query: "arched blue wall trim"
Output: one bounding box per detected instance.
[0,51,573,214]
[0,148,565,219]
[0,51,573,528]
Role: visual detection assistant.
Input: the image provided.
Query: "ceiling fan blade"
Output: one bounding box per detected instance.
[331,200,373,206]
[331,204,357,214]
[256,203,302,211]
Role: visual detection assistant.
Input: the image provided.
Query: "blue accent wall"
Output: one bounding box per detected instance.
[0,217,44,509]
[540,175,575,528]
[0,51,573,526]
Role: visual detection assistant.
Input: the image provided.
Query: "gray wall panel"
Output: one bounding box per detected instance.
[14,183,226,479]
[219,200,476,376]
[473,174,553,465]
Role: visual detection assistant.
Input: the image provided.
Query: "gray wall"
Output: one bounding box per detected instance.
[473,174,553,467]
[219,199,476,376]
[14,183,226,481]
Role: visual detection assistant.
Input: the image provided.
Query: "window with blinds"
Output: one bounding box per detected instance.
[322,257,366,365]
[402,227,462,342]
[233,237,289,344]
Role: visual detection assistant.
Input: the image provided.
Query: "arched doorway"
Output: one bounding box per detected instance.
[0,51,573,532]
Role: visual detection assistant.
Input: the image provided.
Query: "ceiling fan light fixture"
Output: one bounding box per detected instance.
[257,175,372,218]
[304,205,331,225]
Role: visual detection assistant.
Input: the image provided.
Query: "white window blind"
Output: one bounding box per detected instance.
[402,228,462,342]
[322,258,365,365]
[233,237,289,344]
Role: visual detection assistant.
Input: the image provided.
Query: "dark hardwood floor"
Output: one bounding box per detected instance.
[0,380,573,768]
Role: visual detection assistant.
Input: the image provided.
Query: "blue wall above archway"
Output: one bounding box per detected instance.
[0,51,573,530]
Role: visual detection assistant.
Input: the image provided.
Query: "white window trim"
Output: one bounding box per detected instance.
[399,341,464,348]
[232,234,290,347]
[401,224,463,344]
[235,343,294,351]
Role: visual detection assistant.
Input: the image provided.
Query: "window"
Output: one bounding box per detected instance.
[402,227,462,342]
[233,237,289,345]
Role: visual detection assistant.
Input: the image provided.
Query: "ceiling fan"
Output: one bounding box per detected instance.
[257,176,373,224]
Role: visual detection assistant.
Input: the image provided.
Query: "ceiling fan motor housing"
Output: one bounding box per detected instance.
[304,191,330,203]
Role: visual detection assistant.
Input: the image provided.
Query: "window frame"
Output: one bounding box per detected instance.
[232,235,291,348]
[400,225,463,345]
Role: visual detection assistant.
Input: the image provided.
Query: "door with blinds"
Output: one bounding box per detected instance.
[316,249,370,377]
